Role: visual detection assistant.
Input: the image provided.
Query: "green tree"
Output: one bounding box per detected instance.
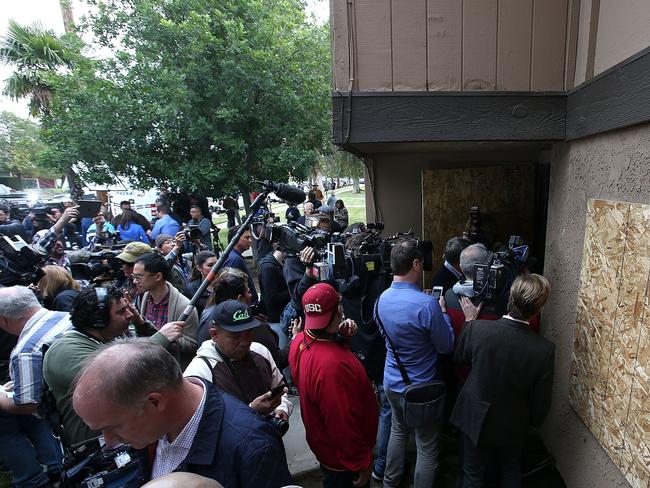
[0,20,84,197]
[41,0,331,212]
[0,111,55,178]
[319,145,364,192]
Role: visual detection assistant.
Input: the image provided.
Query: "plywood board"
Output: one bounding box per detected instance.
[462,0,498,90]
[353,0,392,91]
[569,199,650,488]
[496,0,533,91]
[426,0,462,90]
[331,0,351,91]
[531,0,568,90]
[391,0,427,90]
[422,166,536,273]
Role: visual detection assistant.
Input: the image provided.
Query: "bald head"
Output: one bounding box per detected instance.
[73,338,183,410]
[459,244,490,281]
[143,473,223,488]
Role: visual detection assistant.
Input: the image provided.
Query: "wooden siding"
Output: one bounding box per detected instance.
[332,0,650,93]
[332,0,569,92]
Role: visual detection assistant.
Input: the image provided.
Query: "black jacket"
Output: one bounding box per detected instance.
[257,254,291,323]
[451,317,555,447]
[430,263,460,293]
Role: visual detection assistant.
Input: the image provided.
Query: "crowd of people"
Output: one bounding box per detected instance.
[0,186,555,488]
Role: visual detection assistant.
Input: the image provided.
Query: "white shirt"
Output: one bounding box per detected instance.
[151,378,207,478]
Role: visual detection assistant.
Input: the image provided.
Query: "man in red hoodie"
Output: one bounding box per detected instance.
[289,283,378,488]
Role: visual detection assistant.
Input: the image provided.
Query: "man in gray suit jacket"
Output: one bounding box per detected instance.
[451,273,555,488]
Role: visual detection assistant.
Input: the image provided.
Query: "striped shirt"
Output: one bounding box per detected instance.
[151,378,206,478]
[10,308,72,405]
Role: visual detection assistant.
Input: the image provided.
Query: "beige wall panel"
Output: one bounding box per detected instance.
[354,0,392,91]
[462,0,498,90]
[564,0,581,90]
[422,166,535,272]
[427,0,462,90]
[594,0,650,76]
[574,0,593,86]
[531,0,568,90]
[392,0,427,90]
[496,0,533,90]
[331,0,350,91]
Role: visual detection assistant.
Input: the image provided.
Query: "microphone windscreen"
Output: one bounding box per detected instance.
[274,183,306,204]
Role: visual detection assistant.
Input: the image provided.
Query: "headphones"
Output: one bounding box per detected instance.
[91,287,111,329]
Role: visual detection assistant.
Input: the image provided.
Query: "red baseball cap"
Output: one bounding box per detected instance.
[302,283,340,330]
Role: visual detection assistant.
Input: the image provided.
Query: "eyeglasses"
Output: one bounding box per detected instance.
[131,273,151,282]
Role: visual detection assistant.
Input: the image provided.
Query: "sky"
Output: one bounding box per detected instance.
[0,0,330,118]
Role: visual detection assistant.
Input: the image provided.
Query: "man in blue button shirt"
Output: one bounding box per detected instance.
[150,203,181,242]
[375,238,454,488]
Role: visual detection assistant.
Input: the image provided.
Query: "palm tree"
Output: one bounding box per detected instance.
[0,20,83,198]
[0,20,75,116]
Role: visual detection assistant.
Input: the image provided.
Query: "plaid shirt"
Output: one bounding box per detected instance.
[151,378,206,478]
[144,289,170,329]
[10,309,72,405]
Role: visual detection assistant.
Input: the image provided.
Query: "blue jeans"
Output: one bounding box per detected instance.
[383,389,440,488]
[0,411,62,487]
[373,384,392,477]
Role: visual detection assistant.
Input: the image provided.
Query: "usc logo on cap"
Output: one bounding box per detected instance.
[305,303,322,313]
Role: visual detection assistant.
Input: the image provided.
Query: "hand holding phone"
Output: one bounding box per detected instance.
[270,382,288,398]
[432,286,444,300]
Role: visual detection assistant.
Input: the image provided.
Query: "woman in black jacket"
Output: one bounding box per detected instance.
[183,250,217,318]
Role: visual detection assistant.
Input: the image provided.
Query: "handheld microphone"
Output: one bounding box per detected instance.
[262,181,306,204]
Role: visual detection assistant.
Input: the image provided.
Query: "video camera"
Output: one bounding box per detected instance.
[461,205,531,301]
[0,234,45,287]
[69,248,124,284]
[61,436,145,488]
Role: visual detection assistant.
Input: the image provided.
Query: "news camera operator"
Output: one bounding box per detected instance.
[444,243,540,339]
[0,203,26,239]
[42,287,186,448]
[187,205,213,251]
[33,205,80,271]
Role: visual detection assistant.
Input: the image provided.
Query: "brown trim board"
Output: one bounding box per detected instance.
[332,47,650,146]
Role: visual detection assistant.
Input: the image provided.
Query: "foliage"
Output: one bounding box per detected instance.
[0,20,78,117]
[0,111,55,177]
[318,144,364,180]
[39,0,331,207]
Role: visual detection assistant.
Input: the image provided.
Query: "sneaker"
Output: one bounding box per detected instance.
[371,471,383,482]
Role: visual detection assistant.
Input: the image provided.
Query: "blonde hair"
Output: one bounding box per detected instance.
[507,273,551,320]
[38,265,81,299]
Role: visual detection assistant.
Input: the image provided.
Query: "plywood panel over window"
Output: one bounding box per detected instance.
[421,166,535,273]
[569,199,650,488]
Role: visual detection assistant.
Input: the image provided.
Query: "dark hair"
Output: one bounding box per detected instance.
[120,200,130,206]
[135,252,171,281]
[207,267,248,306]
[157,203,171,215]
[227,225,249,242]
[115,208,134,230]
[70,286,123,329]
[307,190,316,201]
[444,237,471,265]
[189,251,217,282]
[390,239,424,276]
[190,205,202,214]
[335,199,345,209]
[0,203,9,214]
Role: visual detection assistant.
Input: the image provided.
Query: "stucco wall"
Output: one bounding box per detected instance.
[541,122,650,488]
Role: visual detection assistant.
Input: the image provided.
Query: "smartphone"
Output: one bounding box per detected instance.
[270,383,288,398]
[77,200,102,219]
[432,286,444,300]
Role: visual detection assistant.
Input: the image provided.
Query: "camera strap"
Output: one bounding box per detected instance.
[373,297,412,386]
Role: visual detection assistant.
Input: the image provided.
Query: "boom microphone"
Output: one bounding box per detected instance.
[262,181,306,204]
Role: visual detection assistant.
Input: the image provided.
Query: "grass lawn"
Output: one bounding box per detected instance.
[211,185,367,250]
